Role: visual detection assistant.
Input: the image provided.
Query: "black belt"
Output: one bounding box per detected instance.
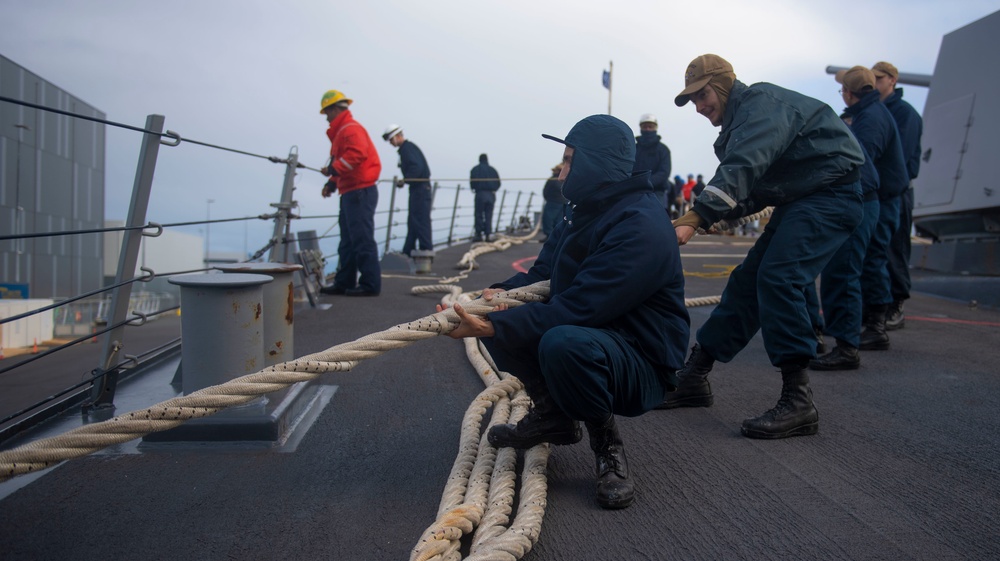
[832,166,861,185]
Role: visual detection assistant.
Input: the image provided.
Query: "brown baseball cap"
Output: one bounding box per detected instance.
[675,54,734,107]
[871,61,898,79]
[836,65,876,94]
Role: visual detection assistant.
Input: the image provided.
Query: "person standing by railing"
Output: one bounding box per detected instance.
[470,153,501,242]
[383,124,433,258]
[318,90,382,297]
[633,113,672,216]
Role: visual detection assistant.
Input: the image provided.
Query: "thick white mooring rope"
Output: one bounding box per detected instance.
[0,221,735,561]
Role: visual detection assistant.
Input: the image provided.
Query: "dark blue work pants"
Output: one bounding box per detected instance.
[812,197,880,348]
[474,190,496,239]
[698,182,863,368]
[861,195,901,308]
[402,184,433,256]
[887,185,914,302]
[334,186,381,294]
[483,326,670,425]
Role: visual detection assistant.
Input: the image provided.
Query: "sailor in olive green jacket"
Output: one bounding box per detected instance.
[663,54,864,441]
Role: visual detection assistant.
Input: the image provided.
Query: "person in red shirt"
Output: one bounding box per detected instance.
[681,174,697,213]
[318,90,382,296]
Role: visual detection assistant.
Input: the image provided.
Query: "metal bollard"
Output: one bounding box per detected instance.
[215,262,302,367]
[168,273,272,395]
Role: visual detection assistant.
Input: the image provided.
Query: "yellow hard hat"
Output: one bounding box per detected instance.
[319,90,352,113]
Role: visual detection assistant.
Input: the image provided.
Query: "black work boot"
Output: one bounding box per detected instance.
[487,391,582,449]
[586,415,634,509]
[885,300,905,331]
[859,304,891,350]
[809,340,861,371]
[654,344,715,409]
[741,365,819,439]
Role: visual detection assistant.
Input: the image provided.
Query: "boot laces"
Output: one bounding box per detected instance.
[762,390,797,420]
[596,445,625,477]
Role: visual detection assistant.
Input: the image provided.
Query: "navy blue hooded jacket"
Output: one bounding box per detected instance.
[633,131,672,194]
[397,140,430,187]
[487,115,690,374]
[844,90,909,200]
[884,88,923,180]
[470,154,500,192]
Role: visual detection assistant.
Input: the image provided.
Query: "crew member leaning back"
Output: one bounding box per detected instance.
[662,54,865,440]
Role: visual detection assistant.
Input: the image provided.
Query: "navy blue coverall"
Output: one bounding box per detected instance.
[470,155,500,240]
[884,88,923,304]
[396,140,433,256]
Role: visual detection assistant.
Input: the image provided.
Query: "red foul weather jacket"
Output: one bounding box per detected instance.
[325,109,381,195]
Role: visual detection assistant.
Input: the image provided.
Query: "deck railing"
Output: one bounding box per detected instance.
[0,95,543,441]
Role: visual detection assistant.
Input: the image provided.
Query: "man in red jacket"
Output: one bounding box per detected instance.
[318,90,382,297]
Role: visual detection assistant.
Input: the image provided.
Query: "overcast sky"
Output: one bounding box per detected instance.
[2,0,997,256]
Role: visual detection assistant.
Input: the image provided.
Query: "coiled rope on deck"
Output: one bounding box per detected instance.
[438,222,541,285]
[407,286,551,561]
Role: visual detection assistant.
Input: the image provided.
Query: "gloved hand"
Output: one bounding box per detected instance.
[321,180,336,198]
[672,209,705,230]
[672,210,705,246]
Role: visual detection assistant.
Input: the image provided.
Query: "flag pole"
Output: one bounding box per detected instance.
[607,60,613,115]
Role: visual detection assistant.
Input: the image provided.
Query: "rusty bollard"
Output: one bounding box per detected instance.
[168,273,272,395]
[215,263,302,367]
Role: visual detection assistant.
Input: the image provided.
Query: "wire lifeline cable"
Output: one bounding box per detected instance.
[0,223,730,561]
[0,284,550,482]
[0,95,296,165]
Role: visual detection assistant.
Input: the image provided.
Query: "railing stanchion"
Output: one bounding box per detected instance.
[509,191,524,232]
[449,184,463,244]
[385,176,399,255]
[494,189,508,237]
[267,149,300,263]
[87,114,165,410]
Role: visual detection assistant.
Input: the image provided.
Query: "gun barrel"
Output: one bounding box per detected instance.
[825,65,932,88]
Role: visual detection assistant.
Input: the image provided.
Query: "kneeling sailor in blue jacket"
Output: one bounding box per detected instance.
[439,114,690,509]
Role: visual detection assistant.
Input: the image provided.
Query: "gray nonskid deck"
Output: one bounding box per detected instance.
[0,236,997,560]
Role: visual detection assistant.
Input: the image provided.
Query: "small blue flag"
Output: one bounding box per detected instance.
[602,70,611,89]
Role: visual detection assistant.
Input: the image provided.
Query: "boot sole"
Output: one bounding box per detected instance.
[885,322,905,331]
[487,429,582,449]
[597,494,635,509]
[653,395,714,410]
[859,341,890,351]
[808,360,860,371]
[741,422,818,439]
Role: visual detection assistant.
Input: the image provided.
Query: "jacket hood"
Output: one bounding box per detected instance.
[545,115,635,205]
